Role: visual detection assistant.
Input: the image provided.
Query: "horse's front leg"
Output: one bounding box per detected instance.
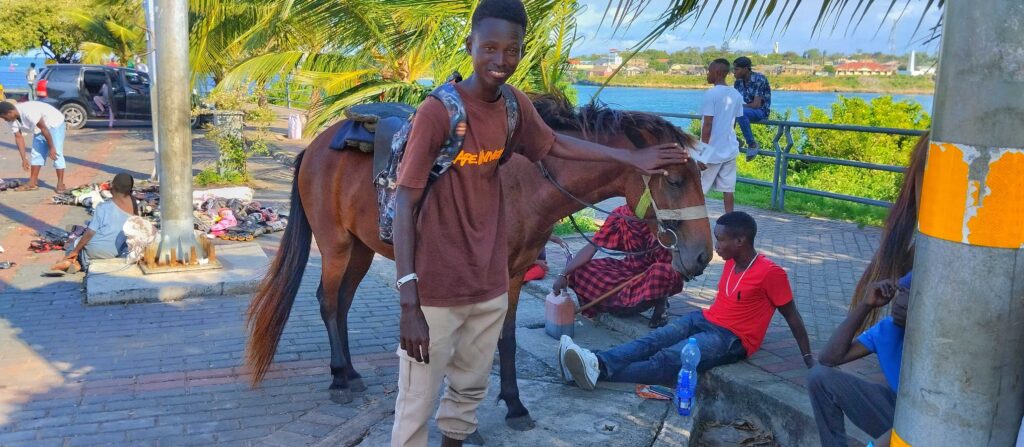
[497,280,536,431]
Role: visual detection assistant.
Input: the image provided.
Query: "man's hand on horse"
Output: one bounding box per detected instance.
[399,304,431,363]
[629,142,690,175]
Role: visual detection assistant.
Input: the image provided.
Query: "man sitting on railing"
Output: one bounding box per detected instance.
[733,56,771,161]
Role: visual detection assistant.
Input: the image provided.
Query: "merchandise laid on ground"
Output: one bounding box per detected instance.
[45,183,288,244]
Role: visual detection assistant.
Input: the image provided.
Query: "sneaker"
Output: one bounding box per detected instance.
[558,335,574,383]
[564,343,600,390]
[744,145,759,162]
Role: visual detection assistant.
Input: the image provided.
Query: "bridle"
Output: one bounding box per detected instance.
[536,161,708,257]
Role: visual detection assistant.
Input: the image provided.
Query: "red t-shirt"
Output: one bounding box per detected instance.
[395,83,555,307]
[702,256,792,356]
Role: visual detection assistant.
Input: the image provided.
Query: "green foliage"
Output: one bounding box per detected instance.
[196,86,274,185]
[553,210,601,236]
[204,0,583,136]
[69,0,146,64]
[0,0,83,62]
[194,166,244,186]
[687,95,928,224]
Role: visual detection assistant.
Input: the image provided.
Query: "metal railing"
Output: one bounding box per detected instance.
[651,111,926,210]
[258,86,927,210]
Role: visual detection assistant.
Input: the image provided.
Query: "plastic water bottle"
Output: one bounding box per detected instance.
[676,337,701,416]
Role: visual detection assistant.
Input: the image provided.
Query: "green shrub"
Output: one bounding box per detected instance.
[553,209,602,235]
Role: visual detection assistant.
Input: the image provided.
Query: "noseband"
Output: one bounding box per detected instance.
[536,161,708,255]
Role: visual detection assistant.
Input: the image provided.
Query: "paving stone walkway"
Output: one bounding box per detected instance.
[0,113,887,445]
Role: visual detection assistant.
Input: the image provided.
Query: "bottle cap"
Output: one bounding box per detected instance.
[688,337,697,344]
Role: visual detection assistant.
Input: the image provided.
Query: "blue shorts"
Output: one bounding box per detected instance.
[29,123,66,169]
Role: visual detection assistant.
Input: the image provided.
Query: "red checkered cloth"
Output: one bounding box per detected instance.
[567,206,684,316]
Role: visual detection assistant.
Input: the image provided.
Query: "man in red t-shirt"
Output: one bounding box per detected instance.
[560,211,813,389]
[390,1,689,446]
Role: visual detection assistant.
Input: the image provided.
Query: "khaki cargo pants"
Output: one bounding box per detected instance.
[390,293,508,447]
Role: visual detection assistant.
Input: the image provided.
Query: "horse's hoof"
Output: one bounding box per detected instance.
[329,386,353,404]
[464,430,486,445]
[348,377,367,393]
[505,414,536,431]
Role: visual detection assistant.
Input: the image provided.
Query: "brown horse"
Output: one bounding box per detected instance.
[245,95,713,429]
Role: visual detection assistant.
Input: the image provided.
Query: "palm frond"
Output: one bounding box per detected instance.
[605,0,944,51]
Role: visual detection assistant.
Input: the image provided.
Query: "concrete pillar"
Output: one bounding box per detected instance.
[152,0,201,262]
[144,0,160,182]
[891,1,1024,445]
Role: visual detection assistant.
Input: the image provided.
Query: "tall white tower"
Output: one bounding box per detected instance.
[773,42,780,54]
[909,50,917,75]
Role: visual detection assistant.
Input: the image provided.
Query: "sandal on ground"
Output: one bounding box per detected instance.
[15,184,39,192]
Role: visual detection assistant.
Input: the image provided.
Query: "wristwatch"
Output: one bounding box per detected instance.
[396,273,418,289]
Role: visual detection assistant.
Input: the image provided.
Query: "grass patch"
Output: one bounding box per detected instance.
[553,210,602,236]
[194,167,246,187]
[707,183,888,228]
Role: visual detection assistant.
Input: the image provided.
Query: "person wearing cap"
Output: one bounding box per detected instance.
[733,56,772,160]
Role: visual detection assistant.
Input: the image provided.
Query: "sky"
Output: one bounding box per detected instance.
[571,0,943,56]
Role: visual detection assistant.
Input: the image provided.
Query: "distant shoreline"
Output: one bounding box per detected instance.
[578,75,936,95]
[577,83,935,95]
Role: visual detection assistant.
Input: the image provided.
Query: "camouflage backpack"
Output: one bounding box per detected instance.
[374,81,520,244]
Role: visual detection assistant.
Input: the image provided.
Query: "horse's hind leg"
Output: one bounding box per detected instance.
[334,237,375,393]
[317,237,356,404]
[497,279,536,431]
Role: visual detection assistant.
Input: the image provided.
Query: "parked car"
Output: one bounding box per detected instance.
[33,64,153,129]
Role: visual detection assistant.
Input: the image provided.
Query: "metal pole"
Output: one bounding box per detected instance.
[153,0,201,262]
[891,1,1024,446]
[144,0,160,182]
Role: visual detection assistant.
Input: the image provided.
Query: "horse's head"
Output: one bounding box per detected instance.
[607,110,712,281]
[626,131,713,281]
[533,95,713,280]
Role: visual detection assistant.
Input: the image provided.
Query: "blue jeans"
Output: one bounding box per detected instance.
[596,311,746,385]
[736,108,768,147]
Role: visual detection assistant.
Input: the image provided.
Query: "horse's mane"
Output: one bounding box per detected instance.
[531,94,697,149]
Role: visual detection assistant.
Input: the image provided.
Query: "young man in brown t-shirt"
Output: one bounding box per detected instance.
[390,1,689,446]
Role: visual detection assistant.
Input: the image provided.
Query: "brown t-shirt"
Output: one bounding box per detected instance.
[396,83,555,307]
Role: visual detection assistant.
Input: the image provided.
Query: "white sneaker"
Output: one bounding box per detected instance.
[564,344,600,390]
[558,335,574,383]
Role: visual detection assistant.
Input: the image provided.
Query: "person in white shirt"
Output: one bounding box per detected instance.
[698,59,745,213]
[26,63,38,100]
[0,100,68,192]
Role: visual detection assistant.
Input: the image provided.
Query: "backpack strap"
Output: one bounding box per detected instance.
[498,84,520,165]
[425,83,467,181]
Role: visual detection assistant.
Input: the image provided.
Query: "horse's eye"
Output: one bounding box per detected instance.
[666,177,684,187]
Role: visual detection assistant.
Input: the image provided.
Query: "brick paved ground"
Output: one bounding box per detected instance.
[0,113,886,445]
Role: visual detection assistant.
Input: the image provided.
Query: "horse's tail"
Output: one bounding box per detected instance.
[245,150,311,386]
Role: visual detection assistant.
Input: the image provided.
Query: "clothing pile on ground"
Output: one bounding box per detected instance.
[49,184,287,242]
[193,197,288,241]
[29,226,87,253]
[0,179,23,191]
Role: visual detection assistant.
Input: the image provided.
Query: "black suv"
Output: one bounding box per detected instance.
[35,64,153,129]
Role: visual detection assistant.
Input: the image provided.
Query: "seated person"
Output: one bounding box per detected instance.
[558,211,813,389]
[553,205,682,327]
[93,83,110,116]
[52,173,137,273]
[808,273,911,447]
